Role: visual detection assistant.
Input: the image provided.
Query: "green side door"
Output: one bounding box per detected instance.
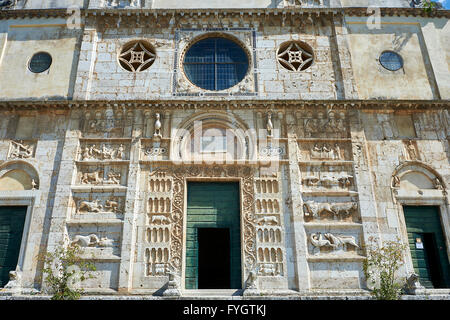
[0,206,27,287]
[185,182,241,289]
[403,206,450,288]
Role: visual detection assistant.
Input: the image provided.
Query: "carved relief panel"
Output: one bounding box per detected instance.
[67,225,122,259]
[294,110,349,139]
[300,163,355,193]
[70,192,126,220]
[78,140,130,161]
[144,170,173,277]
[81,110,133,138]
[254,173,286,278]
[7,140,37,159]
[298,141,352,161]
[75,164,128,187]
[302,196,360,223]
[307,230,362,257]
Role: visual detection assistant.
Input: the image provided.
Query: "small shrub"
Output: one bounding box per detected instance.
[40,244,96,300]
[363,238,408,300]
[422,1,437,12]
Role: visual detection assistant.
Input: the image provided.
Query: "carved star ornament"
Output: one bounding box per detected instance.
[277,41,313,71]
[118,41,156,72]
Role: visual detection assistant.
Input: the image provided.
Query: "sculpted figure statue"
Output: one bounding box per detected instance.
[406,140,418,160]
[402,273,424,295]
[392,175,401,188]
[267,112,273,138]
[154,113,162,139]
[245,268,258,290]
[116,144,125,160]
[434,177,444,190]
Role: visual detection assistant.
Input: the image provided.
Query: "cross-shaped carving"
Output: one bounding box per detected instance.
[130,51,145,64]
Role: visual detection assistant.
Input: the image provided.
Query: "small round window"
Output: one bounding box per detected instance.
[183,37,249,91]
[28,52,52,73]
[379,51,403,71]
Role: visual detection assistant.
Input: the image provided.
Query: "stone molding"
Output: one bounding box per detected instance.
[1,7,449,20]
[0,100,448,112]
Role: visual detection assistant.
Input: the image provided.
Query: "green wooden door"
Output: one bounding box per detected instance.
[403,206,450,288]
[0,206,27,287]
[186,182,241,289]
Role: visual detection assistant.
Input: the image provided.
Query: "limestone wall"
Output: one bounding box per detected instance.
[0,18,82,101]
[0,102,447,294]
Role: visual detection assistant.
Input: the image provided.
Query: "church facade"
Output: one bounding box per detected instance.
[0,0,449,298]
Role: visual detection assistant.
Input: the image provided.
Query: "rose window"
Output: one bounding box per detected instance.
[277,41,314,71]
[118,40,156,72]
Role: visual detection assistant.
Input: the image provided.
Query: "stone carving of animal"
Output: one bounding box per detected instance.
[403,273,423,294]
[78,200,103,213]
[104,199,119,212]
[151,215,170,224]
[97,237,114,247]
[245,268,258,289]
[70,234,100,247]
[260,263,277,276]
[320,175,337,186]
[303,176,319,186]
[81,171,102,184]
[310,233,332,247]
[338,174,353,187]
[303,201,334,217]
[304,201,357,218]
[256,216,278,226]
[325,233,359,249]
[330,202,358,216]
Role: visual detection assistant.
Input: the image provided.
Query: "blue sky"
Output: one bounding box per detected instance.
[438,0,450,9]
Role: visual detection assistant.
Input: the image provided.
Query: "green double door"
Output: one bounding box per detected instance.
[186,182,242,289]
[403,206,450,288]
[0,206,27,287]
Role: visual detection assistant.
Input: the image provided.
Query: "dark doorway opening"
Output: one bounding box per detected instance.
[422,233,445,288]
[198,228,230,289]
[0,206,27,288]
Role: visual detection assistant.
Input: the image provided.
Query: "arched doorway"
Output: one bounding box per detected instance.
[392,161,450,288]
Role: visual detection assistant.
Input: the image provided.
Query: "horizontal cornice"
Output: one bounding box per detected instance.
[0,100,448,112]
[0,7,449,20]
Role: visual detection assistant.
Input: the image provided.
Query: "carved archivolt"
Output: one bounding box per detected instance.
[391,161,446,191]
[148,165,257,279]
[0,161,40,191]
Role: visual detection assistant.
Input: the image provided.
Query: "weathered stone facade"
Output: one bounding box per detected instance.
[0,1,449,298]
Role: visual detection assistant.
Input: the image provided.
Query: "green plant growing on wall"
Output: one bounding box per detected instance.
[40,243,96,300]
[422,1,437,12]
[363,238,408,300]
